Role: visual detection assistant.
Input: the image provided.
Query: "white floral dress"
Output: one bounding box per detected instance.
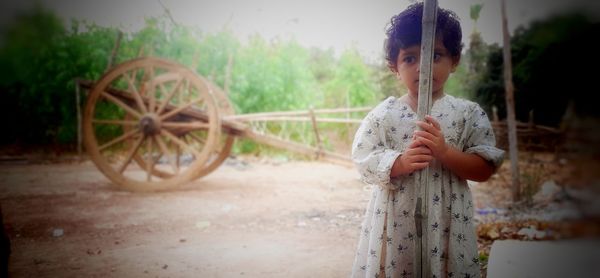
[350,95,504,278]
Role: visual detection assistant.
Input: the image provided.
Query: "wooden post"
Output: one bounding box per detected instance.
[191,50,200,71]
[224,53,233,95]
[75,79,82,158]
[308,107,323,159]
[501,0,521,202]
[415,1,438,277]
[346,89,353,142]
[137,45,145,58]
[492,105,499,123]
[528,110,535,129]
[106,30,123,72]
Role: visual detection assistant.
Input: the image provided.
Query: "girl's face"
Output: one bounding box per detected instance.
[395,39,459,96]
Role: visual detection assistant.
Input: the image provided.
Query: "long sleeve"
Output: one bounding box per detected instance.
[351,104,402,187]
[463,104,505,169]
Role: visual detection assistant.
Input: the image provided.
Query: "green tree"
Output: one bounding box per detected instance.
[459,3,488,100]
[230,36,318,113]
[373,62,406,99]
[193,29,239,88]
[470,4,483,27]
[324,48,381,108]
[0,6,119,145]
[473,13,598,126]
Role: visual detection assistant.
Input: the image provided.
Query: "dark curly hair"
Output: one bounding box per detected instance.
[384,2,463,72]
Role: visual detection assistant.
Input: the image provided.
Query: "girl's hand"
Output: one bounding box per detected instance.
[392,140,433,176]
[414,115,449,160]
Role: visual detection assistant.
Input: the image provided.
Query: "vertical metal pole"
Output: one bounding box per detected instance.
[414,0,438,277]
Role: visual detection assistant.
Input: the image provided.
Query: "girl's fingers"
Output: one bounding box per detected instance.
[416,121,432,132]
[417,119,443,138]
[417,137,435,150]
[411,162,430,170]
[414,130,436,141]
[408,140,420,148]
[414,146,432,155]
[425,115,441,129]
[410,154,433,162]
[416,121,439,137]
[409,139,425,148]
[405,146,431,156]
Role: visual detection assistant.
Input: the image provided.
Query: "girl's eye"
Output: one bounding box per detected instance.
[433,53,442,62]
[403,56,416,64]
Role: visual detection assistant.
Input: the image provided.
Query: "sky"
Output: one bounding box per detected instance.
[1,0,599,62]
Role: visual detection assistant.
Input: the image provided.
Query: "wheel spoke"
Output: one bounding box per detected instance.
[143,66,157,112]
[160,97,205,121]
[151,67,158,112]
[142,65,154,84]
[124,72,148,114]
[187,132,207,145]
[158,82,169,103]
[156,77,184,115]
[175,139,181,170]
[146,135,155,181]
[161,129,203,159]
[150,137,164,168]
[155,134,178,174]
[101,91,142,119]
[99,128,140,151]
[92,119,139,126]
[148,86,157,113]
[178,79,189,106]
[186,133,216,160]
[161,121,209,130]
[117,135,145,174]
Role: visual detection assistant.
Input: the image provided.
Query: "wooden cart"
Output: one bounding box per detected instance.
[80,57,368,191]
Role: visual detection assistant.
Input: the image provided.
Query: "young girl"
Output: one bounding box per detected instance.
[350,3,504,278]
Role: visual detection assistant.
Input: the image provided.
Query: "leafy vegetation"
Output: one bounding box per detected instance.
[0,6,387,153]
[5,5,590,155]
[472,13,600,126]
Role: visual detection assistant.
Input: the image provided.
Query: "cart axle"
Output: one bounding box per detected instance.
[140,113,161,136]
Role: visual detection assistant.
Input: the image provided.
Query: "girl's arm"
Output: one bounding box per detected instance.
[434,145,494,182]
[414,115,495,182]
[352,110,402,186]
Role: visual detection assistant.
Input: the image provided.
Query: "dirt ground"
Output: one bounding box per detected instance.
[0,152,597,278]
[0,156,369,278]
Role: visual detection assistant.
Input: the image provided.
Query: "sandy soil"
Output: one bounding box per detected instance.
[0,157,369,278]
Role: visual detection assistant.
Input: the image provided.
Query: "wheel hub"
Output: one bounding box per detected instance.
[139,113,161,136]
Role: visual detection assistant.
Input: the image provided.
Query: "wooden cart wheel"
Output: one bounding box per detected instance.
[192,82,235,179]
[83,57,221,191]
[127,74,235,180]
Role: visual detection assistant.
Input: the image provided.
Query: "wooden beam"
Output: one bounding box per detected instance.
[230,116,363,124]
[224,106,372,121]
[241,129,352,167]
